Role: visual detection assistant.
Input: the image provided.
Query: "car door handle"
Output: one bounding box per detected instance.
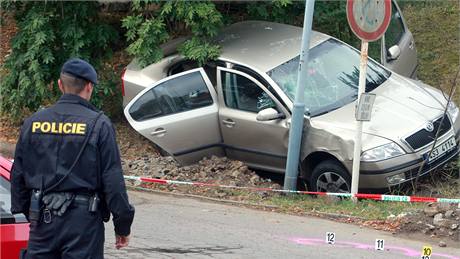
[150,128,167,137]
[222,119,236,127]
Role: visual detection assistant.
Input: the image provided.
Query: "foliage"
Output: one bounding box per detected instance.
[401,1,460,103]
[122,0,223,67]
[246,0,304,25]
[0,2,118,121]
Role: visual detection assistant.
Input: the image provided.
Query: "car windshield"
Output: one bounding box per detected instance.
[267,39,391,116]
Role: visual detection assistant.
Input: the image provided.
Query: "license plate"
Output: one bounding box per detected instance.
[427,136,457,163]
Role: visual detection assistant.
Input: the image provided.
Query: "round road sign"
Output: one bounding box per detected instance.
[346,0,392,42]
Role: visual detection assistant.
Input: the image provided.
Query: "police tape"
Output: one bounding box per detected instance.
[123,175,460,204]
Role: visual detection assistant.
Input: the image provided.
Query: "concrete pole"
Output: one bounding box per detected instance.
[283,0,315,191]
[350,41,369,201]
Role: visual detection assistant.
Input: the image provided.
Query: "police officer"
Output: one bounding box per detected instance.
[10,58,135,258]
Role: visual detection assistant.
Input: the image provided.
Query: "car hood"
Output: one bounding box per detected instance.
[311,74,447,146]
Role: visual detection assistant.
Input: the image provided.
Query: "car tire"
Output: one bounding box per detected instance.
[311,160,351,193]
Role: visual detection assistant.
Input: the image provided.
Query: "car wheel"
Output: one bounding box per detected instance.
[311,160,351,193]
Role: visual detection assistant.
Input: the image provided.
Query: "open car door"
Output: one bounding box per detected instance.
[382,0,418,78]
[124,68,223,165]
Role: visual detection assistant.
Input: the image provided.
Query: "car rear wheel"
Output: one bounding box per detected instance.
[311,160,351,193]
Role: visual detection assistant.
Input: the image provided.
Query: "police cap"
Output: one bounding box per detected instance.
[61,58,98,85]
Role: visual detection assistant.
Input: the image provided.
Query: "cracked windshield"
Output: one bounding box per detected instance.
[268,39,391,116]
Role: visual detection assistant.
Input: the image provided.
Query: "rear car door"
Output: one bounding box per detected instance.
[382,0,418,78]
[124,68,224,165]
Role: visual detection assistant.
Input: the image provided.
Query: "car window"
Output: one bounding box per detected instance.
[385,2,405,49]
[221,71,277,113]
[0,174,28,224]
[268,39,391,116]
[129,71,214,121]
[0,175,11,216]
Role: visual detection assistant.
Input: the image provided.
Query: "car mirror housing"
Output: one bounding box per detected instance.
[256,108,286,121]
[387,45,401,61]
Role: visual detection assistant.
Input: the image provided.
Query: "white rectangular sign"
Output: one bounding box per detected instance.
[356,93,376,121]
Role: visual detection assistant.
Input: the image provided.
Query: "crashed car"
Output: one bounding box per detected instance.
[122,18,459,192]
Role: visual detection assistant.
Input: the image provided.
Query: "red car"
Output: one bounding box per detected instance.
[0,155,29,259]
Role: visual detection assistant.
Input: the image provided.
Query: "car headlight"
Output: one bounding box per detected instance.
[447,101,459,121]
[361,143,405,162]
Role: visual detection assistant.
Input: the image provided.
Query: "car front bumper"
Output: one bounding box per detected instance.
[355,125,460,190]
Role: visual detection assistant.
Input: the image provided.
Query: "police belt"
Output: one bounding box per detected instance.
[73,194,92,204]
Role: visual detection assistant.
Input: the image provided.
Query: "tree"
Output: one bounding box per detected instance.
[0,1,117,120]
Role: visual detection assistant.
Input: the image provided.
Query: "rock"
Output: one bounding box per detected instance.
[445,210,454,218]
[451,224,459,230]
[152,171,165,179]
[433,213,444,226]
[433,215,456,229]
[250,175,260,184]
[426,224,436,230]
[424,206,440,217]
[231,170,241,178]
[438,241,447,247]
[396,212,407,219]
[387,214,396,220]
[437,203,452,213]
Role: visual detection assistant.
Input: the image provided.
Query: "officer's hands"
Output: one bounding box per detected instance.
[115,235,130,249]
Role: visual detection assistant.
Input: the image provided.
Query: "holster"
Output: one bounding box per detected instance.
[29,190,43,225]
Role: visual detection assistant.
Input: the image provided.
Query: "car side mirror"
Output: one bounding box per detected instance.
[256,108,286,121]
[387,45,401,61]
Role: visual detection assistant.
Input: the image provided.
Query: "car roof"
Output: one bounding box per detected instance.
[0,155,12,180]
[215,21,330,72]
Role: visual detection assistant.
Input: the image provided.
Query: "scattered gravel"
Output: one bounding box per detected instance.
[402,203,460,243]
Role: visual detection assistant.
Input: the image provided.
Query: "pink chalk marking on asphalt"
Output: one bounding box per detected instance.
[288,238,460,259]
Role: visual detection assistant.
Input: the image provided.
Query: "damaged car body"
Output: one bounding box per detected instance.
[122,20,460,193]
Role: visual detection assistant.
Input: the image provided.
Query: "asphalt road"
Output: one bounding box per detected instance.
[102,191,460,259]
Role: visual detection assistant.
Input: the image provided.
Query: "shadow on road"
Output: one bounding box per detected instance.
[124,245,243,256]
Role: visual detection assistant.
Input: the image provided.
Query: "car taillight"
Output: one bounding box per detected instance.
[120,68,126,96]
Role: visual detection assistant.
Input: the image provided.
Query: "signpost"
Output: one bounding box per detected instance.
[346,0,391,200]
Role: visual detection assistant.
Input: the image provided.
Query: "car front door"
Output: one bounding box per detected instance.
[217,67,290,173]
[124,68,224,165]
[382,0,418,78]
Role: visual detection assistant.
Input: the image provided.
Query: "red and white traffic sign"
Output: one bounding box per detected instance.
[346,0,392,42]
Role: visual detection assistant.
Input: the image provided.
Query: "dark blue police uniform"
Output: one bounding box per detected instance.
[10,59,134,258]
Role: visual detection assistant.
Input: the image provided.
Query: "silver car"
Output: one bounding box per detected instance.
[122,19,459,192]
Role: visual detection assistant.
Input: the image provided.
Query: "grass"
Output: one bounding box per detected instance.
[261,194,424,221]
[402,1,460,103]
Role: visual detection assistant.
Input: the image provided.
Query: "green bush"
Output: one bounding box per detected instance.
[0,2,118,121]
[122,0,223,68]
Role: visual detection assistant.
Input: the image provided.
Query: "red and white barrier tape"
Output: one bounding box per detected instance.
[124,175,460,204]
